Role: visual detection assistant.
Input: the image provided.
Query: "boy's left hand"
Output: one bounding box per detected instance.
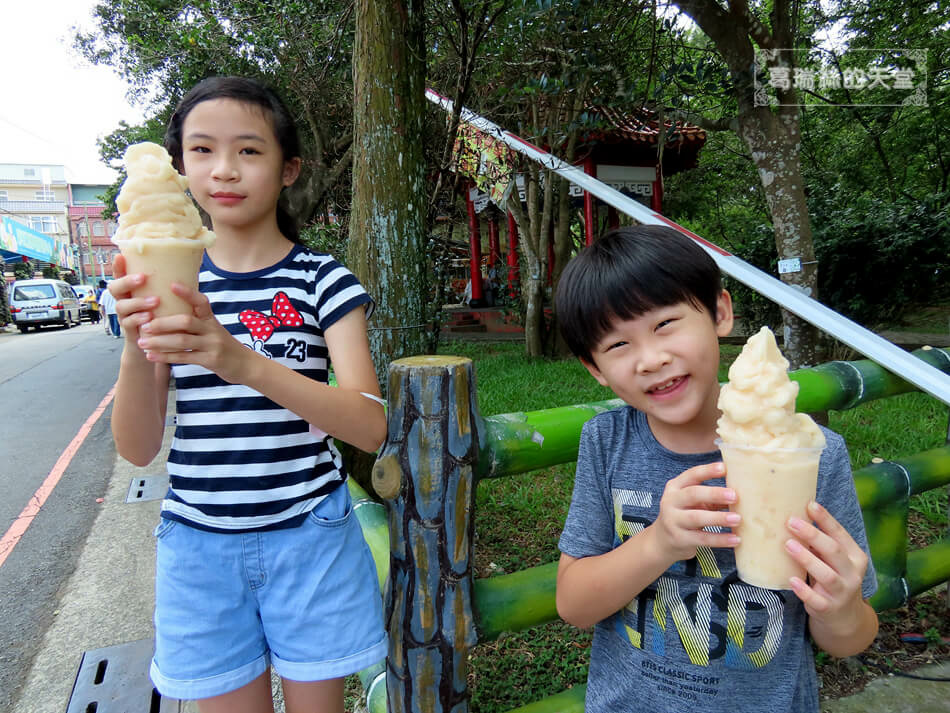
[135,282,254,384]
[784,500,869,632]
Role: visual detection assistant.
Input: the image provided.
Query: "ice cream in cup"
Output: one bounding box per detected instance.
[716,326,826,590]
[111,142,216,318]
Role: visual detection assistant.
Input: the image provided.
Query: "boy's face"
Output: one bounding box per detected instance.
[581,291,734,451]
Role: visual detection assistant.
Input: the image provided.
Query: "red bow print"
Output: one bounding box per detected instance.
[238,291,304,343]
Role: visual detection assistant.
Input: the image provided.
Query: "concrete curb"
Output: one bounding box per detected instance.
[821,661,950,713]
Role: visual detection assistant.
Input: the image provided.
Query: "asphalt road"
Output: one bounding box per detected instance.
[0,321,123,712]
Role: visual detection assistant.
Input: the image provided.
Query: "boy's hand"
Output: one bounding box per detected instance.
[785,501,870,635]
[652,462,741,563]
[135,282,256,384]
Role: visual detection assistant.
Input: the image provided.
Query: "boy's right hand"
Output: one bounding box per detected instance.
[652,462,741,563]
[110,254,159,345]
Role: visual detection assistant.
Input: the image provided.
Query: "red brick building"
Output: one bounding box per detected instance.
[68,184,118,283]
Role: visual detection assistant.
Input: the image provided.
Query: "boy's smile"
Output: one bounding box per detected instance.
[581,292,734,453]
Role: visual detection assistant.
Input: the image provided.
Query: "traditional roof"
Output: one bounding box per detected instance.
[575,105,707,176]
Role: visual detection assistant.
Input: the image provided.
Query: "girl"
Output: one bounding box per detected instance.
[110,76,387,713]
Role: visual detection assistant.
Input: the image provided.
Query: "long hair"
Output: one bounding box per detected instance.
[164,76,303,243]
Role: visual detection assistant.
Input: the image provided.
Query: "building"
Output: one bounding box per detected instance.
[68,184,118,283]
[0,163,76,280]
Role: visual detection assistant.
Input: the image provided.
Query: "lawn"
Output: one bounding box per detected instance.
[427,339,949,712]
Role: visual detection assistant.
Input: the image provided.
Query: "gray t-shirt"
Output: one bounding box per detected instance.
[559,407,876,713]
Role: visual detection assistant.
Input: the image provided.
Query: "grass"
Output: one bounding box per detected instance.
[417,338,950,713]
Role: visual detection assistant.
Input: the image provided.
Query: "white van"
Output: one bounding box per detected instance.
[8,279,82,333]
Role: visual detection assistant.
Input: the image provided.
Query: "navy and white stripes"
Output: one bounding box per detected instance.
[163,245,373,532]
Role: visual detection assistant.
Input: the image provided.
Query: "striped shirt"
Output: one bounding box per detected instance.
[163,245,373,532]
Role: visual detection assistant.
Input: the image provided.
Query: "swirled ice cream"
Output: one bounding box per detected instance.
[113,142,215,249]
[112,142,215,317]
[716,326,825,589]
[717,326,825,449]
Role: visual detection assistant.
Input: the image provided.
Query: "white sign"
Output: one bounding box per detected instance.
[468,187,491,214]
[777,257,802,274]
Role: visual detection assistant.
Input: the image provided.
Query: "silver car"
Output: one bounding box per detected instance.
[9,279,82,333]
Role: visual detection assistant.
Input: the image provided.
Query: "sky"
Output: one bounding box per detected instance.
[0,1,146,185]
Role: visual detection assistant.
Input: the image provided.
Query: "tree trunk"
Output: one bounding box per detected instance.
[507,166,547,358]
[674,0,825,369]
[738,108,824,367]
[349,0,428,388]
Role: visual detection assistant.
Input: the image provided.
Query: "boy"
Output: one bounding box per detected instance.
[555,226,877,713]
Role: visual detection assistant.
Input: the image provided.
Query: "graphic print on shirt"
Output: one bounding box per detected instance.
[238,291,305,359]
[612,488,786,671]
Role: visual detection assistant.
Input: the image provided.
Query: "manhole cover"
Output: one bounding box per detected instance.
[126,475,168,504]
[66,638,178,712]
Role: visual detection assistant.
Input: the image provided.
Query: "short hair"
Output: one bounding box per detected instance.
[556,225,722,363]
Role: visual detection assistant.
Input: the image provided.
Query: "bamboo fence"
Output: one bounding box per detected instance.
[347,346,950,713]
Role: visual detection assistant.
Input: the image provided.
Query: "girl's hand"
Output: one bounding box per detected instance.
[785,501,869,625]
[136,282,254,384]
[652,462,741,563]
[110,254,159,343]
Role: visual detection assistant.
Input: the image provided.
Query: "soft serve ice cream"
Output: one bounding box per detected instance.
[717,326,825,449]
[112,142,216,317]
[716,326,825,589]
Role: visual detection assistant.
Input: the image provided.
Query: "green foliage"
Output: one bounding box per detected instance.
[0,277,9,325]
[41,264,61,280]
[810,191,950,325]
[299,220,347,260]
[13,261,33,281]
[78,0,356,222]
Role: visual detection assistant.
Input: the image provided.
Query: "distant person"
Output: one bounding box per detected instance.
[83,291,101,324]
[108,76,386,711]
[99,286,119,338]
[554,226,878,713]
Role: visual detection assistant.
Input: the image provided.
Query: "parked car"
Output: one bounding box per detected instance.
[8,279,82,332]
[72,284,98,321]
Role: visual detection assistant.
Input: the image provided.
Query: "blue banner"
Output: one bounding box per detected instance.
[0,216,71,268]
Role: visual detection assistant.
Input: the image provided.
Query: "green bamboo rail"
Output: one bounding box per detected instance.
[354,347,950,713]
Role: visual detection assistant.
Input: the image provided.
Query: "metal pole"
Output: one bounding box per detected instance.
[424,88,950,406]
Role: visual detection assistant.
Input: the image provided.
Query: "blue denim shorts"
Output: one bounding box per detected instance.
[149,483,387,700]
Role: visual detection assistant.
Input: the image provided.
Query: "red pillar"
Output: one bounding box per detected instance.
[651,163,664,213]
[488,218,501,268]
[506,211,520,300]
[465,188,484,302]
[583,156,596,246]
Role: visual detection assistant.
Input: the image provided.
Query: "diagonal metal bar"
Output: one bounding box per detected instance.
[425,88,950,406]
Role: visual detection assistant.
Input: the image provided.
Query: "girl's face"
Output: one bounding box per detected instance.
[180,98,300,234]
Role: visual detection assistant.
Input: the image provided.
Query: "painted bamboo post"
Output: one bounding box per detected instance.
[372,355,480,713]
[347,477,391,713]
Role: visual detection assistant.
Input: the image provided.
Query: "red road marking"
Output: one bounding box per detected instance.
[0,384,116,570]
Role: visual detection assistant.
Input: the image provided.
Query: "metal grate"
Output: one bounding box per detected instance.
[125,475,169,504]
[66,639,178,713]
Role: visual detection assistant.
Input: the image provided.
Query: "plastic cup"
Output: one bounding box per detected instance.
[117,238,206,318]
[716,439,824,590]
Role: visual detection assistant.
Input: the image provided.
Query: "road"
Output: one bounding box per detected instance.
[0,321,123,712]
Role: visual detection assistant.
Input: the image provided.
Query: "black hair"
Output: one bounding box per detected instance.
[98,279,107,288]
[556,225,722,363]
[164,76,302,243]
